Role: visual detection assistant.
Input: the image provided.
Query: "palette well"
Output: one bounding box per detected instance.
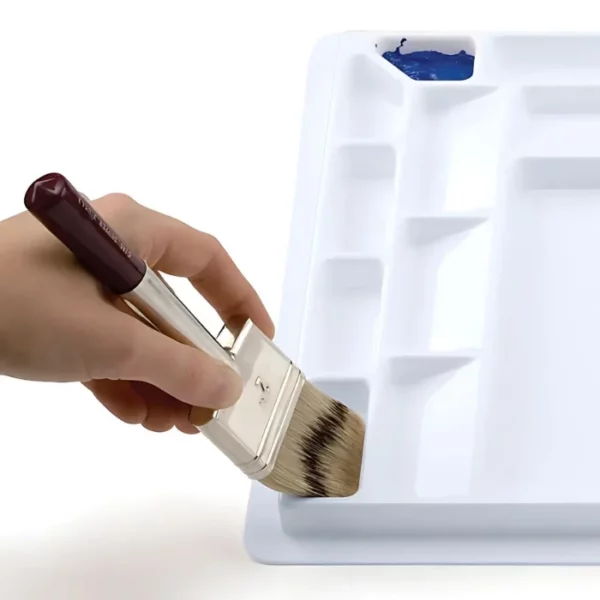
[244,31,600,565]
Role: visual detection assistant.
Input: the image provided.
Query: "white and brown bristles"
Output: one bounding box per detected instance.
[261,381,366,497]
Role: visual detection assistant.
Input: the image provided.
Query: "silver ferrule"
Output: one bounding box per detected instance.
[123,266,305,480]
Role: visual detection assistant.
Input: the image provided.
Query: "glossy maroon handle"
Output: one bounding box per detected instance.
[24,173,146,295]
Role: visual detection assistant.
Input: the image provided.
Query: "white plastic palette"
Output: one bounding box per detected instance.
[244,31,600,565]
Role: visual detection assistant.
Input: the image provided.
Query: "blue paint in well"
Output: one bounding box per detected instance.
[382,38,475,81]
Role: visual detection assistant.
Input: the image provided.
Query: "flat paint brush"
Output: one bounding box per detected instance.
[24,172,366,498]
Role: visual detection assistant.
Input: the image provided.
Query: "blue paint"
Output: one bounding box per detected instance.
[382,38,474,81]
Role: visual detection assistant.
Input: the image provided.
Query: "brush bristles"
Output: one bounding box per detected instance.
[260,381,366,498]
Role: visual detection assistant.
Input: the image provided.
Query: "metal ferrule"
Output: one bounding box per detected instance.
[123,266,305,480]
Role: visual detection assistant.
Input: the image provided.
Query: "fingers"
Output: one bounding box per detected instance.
[102,197,274,338]
[81,195,265,433]
[129,381,200,434]
[84,379,147,425]
[84,380,199,434]
[93,310,242,410]
[154,221,274,337]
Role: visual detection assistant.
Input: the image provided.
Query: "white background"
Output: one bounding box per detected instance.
[1,1,600,598]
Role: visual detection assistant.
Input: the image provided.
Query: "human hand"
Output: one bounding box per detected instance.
[0,193,274,433]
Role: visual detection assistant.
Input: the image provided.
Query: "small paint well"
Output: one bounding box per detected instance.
[382,38,475,81]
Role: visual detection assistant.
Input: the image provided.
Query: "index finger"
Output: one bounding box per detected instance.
[127,204,275,339]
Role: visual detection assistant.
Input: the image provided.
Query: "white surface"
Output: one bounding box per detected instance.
[245,30,600,564]
[2,0,600,597]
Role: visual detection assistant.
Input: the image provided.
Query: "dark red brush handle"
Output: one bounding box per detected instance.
[24,173,146,295]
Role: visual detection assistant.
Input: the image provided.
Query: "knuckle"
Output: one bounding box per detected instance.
[94,193,138,218]
[203,233,224,253]
[93,194,148,255]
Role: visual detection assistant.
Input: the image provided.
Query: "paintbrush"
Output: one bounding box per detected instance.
[23,172,365,497]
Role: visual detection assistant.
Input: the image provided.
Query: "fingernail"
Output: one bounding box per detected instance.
[207,364,242,409]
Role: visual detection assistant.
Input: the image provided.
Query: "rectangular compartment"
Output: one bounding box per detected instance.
[381,217,492,355]
[299,257,384,377]
[491,35,600,82]
[517,87,600,156]
[524,85,600,114]
[279,358,484,536]
[474,157,600,502]
[364,355,479,500]
[316,144,396,257]
[333,55,405,138]
[520,156,600,189]
[398,86,501,214]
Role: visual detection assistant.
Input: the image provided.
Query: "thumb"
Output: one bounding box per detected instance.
[104,314,242,410]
